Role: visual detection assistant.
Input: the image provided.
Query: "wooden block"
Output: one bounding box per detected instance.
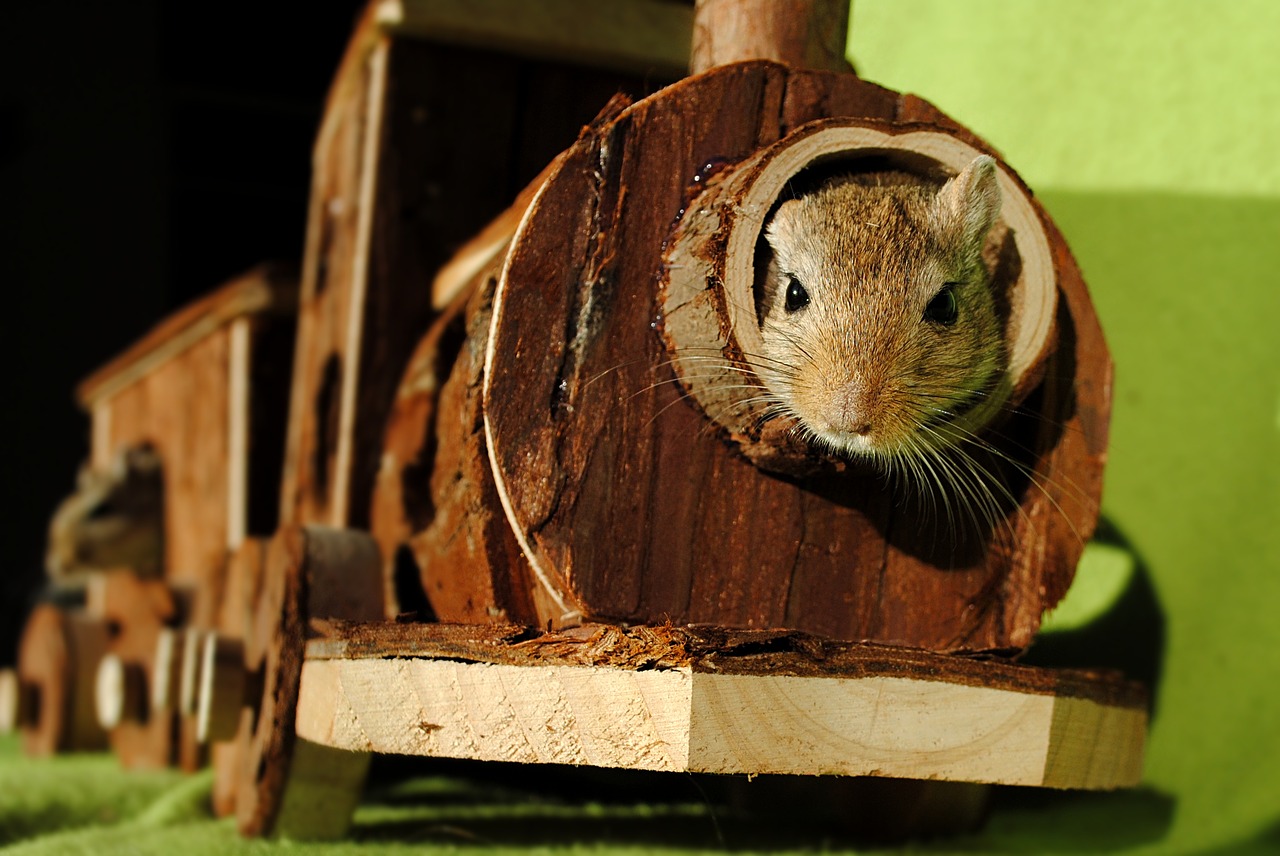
[296,621,1145,790]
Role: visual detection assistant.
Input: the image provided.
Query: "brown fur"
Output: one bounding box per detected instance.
[757,156,1006,461]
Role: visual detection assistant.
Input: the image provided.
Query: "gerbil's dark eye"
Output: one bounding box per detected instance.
[784,276,810,313]
[924,284,959,326]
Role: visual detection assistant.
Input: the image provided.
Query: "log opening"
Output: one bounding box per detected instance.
[661,119,1058,471]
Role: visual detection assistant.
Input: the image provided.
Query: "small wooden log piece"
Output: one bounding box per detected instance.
[197,633,247,743]
[0,669,27,734]
[149,628,183,712]
[177,626,204,717]
[296,621,1146,790]
[12,605,109,756]
[691,0,853,74]
[233,525,383,840]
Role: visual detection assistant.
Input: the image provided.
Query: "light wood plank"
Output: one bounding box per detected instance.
[294,653,1145,789]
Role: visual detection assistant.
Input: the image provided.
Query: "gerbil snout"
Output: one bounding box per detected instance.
[756,155,1005,464]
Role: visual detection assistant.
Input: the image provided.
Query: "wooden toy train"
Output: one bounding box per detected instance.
[0,0,1145,841]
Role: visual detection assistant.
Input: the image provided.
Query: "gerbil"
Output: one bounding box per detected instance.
[756,155,1006,465]
[45,444,164,587]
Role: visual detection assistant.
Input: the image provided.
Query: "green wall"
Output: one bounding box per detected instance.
[852,2,1279,853]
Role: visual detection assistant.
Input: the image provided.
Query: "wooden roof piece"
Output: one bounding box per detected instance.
[76,263,298,409]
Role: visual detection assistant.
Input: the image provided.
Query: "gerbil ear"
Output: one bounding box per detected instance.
[764,199,801,253]
[934,155,1000,250]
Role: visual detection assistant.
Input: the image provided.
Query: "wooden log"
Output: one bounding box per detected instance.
[77,263,298,589]
[296,620,1145,789]
[9,605,109,755]
[232,526,383,839]
[473,60,1109,651]
[86,572,181,769]
[371,105,632,625]
[691,0,853,74]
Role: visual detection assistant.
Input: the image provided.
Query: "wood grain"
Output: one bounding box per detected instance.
[296,621,1145,788]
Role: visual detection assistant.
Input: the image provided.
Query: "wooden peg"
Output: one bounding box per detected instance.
[95,653,147,730]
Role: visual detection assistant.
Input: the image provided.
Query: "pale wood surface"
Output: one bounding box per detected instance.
[295,650,1144,789]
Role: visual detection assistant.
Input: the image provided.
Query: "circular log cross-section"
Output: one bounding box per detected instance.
[482,61,1110,652]
[88,572,179,769]
[661,119,1057,473]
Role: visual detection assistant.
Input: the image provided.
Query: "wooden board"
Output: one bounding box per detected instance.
[296,621,1145,789]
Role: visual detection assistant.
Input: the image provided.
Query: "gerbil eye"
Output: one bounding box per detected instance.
[784,276,810,313]
[924,284,959,326]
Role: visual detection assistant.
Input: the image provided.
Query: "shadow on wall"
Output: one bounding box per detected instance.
[1024,516,1166,715]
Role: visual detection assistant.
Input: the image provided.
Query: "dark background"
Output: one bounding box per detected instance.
[1,2,364,662]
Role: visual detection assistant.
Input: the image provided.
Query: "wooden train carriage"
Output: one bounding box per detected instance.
[76,263,298,594]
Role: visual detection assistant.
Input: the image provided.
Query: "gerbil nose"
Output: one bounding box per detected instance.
[835,380,878,437]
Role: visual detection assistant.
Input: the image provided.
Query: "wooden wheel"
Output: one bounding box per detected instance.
[88,572,180,768]
[6,605,109,756]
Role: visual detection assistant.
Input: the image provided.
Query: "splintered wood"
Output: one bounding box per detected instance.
[295,622,1145,790]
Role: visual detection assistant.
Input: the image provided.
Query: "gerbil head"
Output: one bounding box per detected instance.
[756,154,1007,464]
[46,443,165,583]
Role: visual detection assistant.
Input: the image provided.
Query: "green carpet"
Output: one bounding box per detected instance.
[4,2,1278,853]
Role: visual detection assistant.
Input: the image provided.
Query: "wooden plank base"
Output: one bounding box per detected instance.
[297,621,1145,790]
